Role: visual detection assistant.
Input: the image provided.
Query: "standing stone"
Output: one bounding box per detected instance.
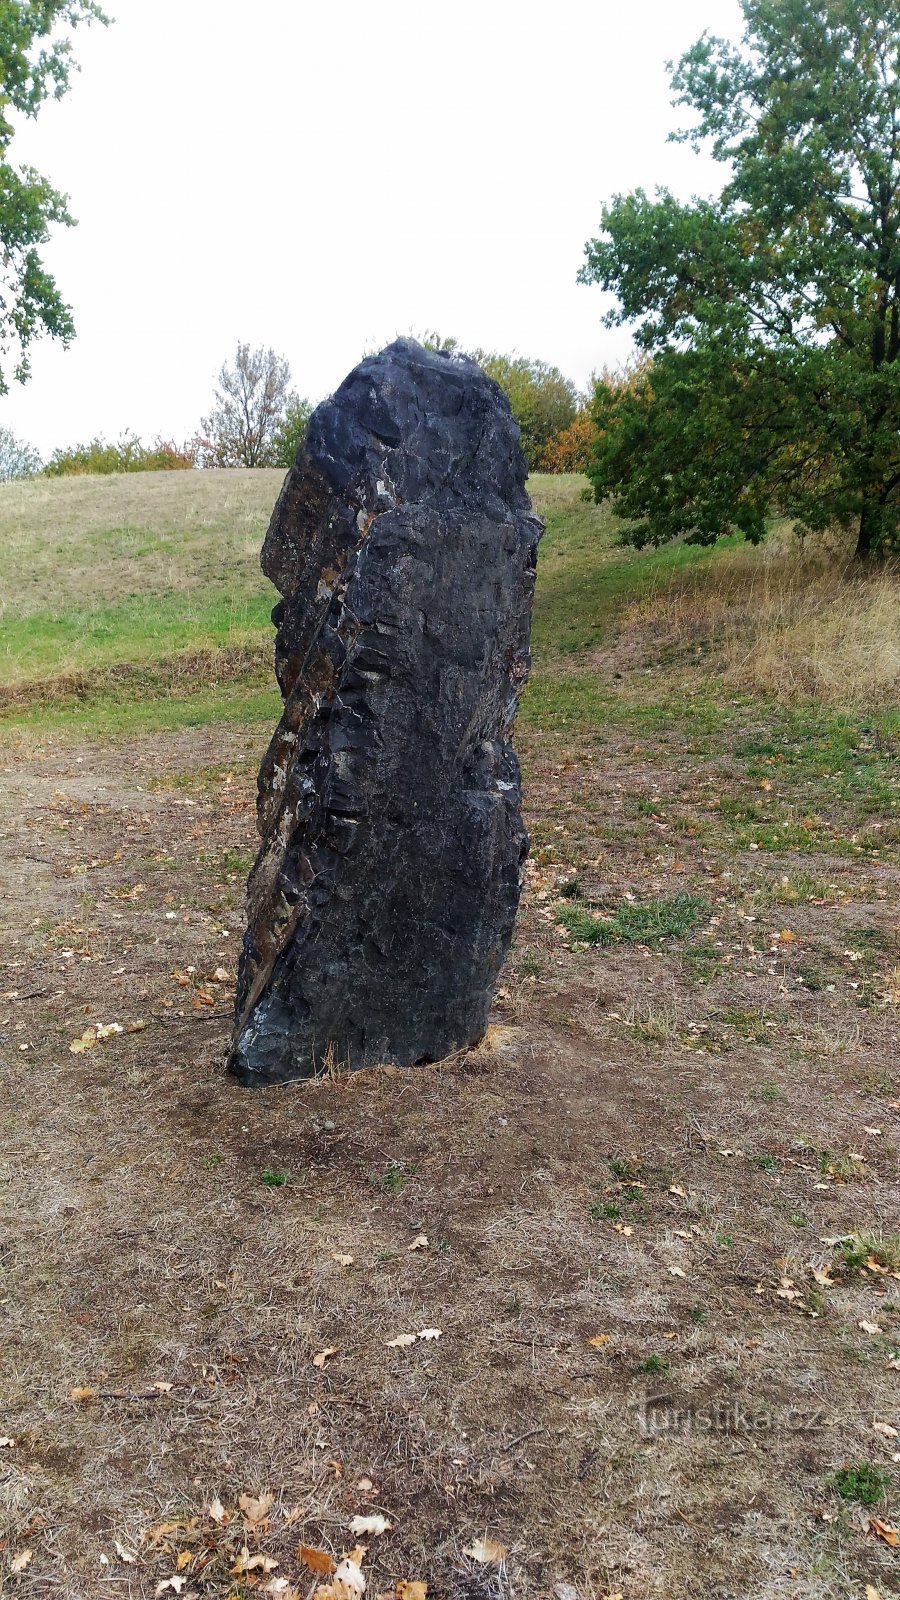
[228,338,542,1085]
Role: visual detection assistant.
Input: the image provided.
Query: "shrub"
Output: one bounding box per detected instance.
[44,432,196,475]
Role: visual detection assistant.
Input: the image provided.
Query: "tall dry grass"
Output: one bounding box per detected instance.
[618,531,900,708]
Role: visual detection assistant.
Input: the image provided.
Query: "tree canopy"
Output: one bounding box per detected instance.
[0,0,107,392]
[580,0,900,558]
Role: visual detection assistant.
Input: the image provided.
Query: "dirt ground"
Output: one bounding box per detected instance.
[0,700,897,1600]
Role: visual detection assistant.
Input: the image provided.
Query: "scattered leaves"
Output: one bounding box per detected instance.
[239,1490,275,1527]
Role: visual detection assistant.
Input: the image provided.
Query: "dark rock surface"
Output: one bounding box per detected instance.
[228,338,543,1085]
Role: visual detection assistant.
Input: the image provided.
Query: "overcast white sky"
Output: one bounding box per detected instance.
[0,0,744,455]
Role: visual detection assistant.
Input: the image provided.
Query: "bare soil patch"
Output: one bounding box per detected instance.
[0,704,897,1599]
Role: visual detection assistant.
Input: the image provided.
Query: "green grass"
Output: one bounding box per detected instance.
[828,1463,890,1506]
[559,892,708,947]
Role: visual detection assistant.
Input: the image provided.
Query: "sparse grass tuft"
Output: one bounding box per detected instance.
[828,1462,890,1506]
[558,892,707,947]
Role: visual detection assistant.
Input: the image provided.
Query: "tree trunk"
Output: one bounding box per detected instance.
[855,500,880,559]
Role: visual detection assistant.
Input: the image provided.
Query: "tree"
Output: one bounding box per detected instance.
[579,0,900,559]
[197,343,302,468]
[0,1,108,393]
[470,350,581,472]
[0,424,40,478]
[271,394,312,468]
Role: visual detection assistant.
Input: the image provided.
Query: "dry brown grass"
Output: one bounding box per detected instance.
[619,531,900,707]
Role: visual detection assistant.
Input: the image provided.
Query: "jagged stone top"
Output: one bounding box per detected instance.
[301,337,531,516]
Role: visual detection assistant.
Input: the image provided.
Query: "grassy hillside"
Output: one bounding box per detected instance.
[0,468,897,743]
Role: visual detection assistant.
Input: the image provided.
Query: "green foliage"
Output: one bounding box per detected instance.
[270,394,312,468]
[471,349,580,471]
[0,1,108,391]
[44,432,195,475]
[0,424,40,478]
[580,0,900,558]
[261,1167,290,1187]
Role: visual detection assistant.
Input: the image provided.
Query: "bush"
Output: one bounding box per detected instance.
[44,432,195,475]
[0,427,41,480]
[538,409,597,473]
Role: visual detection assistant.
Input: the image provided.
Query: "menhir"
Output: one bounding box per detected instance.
[228,338,543,1085]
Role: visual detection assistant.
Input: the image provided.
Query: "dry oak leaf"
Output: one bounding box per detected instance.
[873,1420,899,1438]
[397,1584,427,1600]
[668,1266,687,1279]
[859,1320,883,1335]
[865,1586,882,1600]
[231,1546,278,1575]
[299,1546,337,1576]
[868,1516,899,1548]
[407,1235,428,1251]
[463,1535,508,1564]
[349,1514,392,1537]
[356,1477,374,1492]
[669,1185,686,1198]
[588,1334,611,1348]
[387,1333,417,1349]
[0,1437,14,1447]
[70,1385,96,1402]
[239,1490,275,1526]
[155,1581,186,1597]
[811,1267,835,1287]
[10,1550,32,1574]
[207,1497,228,1525]
[114,1540,136,1564]
[418,1328,442,1341]
[316,1554,366,1600]
[333,1253,355,1267]
[313,1346,340,1368]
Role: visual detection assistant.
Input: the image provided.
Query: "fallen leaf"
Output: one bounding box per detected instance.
[349,1514,392,1537]
[298,1546,337,1576]
[333,1253,355,1267]
[175,1550,192,1571]
[208,1496,227,1524]
[387,1333,417,1349]
[859,1320,883,1335]
[811,1267,835,1287]
[356,1477,374,1492]
[153,1381,173,1394]
[668,1266,687,1278]
[418,1328,442,1341]
[865,1585,882,1600]
[331,1554,366,1600]
[70,1385,96,1402]
[613,1222,633,1237]
[212,967,230,982]
[868,1516,899,1548]
[0,1436,14,1447]
[588,1334,610,1348]
[114,1540,136,1564]
[669,1185,686,1198]
[10,1550,32,1573]
[313,1347,340,1368]
[397,1584,427,1600]
[407,1235,428,1251]
[873,1420,899,1438]
[463,1535,507,1564]
[231,1546,279,1575]
[155,1581,185,1597]
[239,1490,275,1526]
